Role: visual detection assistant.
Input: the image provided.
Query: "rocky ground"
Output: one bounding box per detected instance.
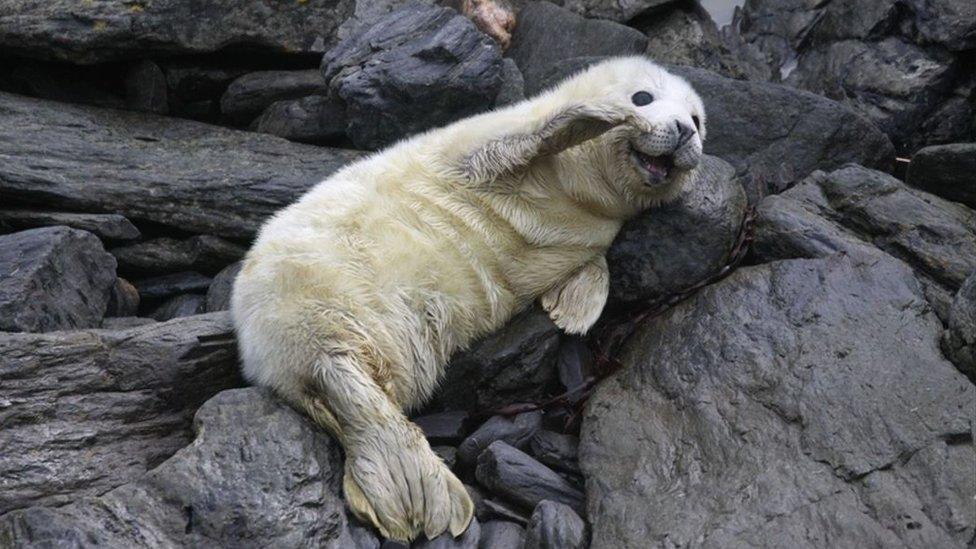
[0,1,973,548]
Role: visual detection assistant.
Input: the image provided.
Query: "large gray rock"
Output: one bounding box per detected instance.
[476,441,585,515]
[431,307,561,413]
[220,70,330,122]
[0,227,117,333]
[206,262,243,313]
[0,92,361,240]
[580,252,975,548]
[943,271,976,381]
[0,313,241,514]
[134,271,213,301]
[110,235,246,277]
[151,293,207,321]
[906,143,976,209]
[0,388,360,547]
[507,2,646,96]
[0,0,358,64]
[556,0,673,24]
[458,412,543,468]
[321,4,503,150]
[606,155,745,304]
[754,165,976,319]
[537,59,894,199]
[414,518,481,548]
[478,520,525,549]
[0,210,140,242]
[251,95,348,145]
[523,501,586,549]
[736,0,975,153]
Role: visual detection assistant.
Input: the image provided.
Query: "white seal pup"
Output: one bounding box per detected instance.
[231,56,706,542]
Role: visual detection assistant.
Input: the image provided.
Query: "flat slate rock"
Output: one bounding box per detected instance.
[523,501,587,549]
[0,226,117,333]
[0,210,140,241]
[0,0,357,64]
[134,271,213,301]
[0,92,361,239]
[0,388,360,547]
[251,95,348,144]
[220,69,330,121]
[944,271,976,381]
[0,313,241,514]
[906,142,976,209]
[110,235,246,277]
[754,164,976,319]
[476,441,585,516]
[150,293,207,321]
[581,252,975,548]
[205,262,243,313]
[478,520,525,549]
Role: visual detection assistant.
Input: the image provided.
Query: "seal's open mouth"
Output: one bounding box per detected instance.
[630,145,675,186]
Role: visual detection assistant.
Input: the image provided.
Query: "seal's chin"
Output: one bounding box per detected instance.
[629,145,675,187]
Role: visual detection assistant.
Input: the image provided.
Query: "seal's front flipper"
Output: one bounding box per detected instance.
[541,255,609,335]
[460,102,632,186]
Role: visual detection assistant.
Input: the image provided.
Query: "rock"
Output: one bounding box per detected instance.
[0,0,357,64]
[220,70,330,122]
[494,58,525,107]
[125,60,168,115]
[105,277,140,318]
[559,0,673,22]
[431,307,561,413]
[162,63,252,104]
[580,252,976,548]
[0,210,140,241]
[475,441,585,515]
[475,497,530,526]
[414,518,481,548]
[251,95,348,144]
[349,521,382,549]
[458,412,543,468]
[507,2,646,96]
[0,92,361,239]
[943,271,976,380]
[537,59,894,199]
[415,410,470,444]
[754,165,976,319]
[5,60,126,109]
[205,262,243,313]
[529,431,579,475]
[523,501,586,549]
[906,143,976,209]
[100,316,157,329]
[433,446,459,470]
[0,388,363,547]
[110,235,246,277]
[321,4,503,150]
[0,313,240,514]
[478,521,525,549]
[606,155,745,303]
[151,294,207,322]
[134,271,213,301]
[0,227,117,333]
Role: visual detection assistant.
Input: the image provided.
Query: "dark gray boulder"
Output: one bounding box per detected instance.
[0,92,361,240]
[151,294,207,321]
[110,235,246,277]
[0,227,117,333]
[943,271,976,380]
[906,143,976,209]
[523,501,586,549]
[251,95,348,144]
[321,4,503,150]
[4,60,125,109]
[478,520,525,549]
[414,410,470,444]
[494,58,525,107]
[414,518,480,548]
[205,262,243,313]
[431,307,561,413]
[134,271,213,301]
[0,313,241,514]
[507,2,646,96]
[0,210,140,242]
[0,388,361,547]
[458,412,543,468]
[537,59,894,199]
[475,441,585,515]
[105,277,141,318]
[554,0,673,25]
[220,70,330,122]
[581,252,975,548]
[0,0,357,64]
[754,165,976,319]
[607,154,745,304]
[529,431,580,475]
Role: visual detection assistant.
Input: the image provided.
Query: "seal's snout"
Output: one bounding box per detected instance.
[675,120,695,149]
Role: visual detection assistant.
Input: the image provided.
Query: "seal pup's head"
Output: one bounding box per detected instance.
[561,57,706,207]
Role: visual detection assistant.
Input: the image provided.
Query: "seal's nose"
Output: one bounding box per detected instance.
[675,120,695,149]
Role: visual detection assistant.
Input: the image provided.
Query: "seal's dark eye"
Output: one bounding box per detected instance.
[692,115,701,130]
[631,91,654,106]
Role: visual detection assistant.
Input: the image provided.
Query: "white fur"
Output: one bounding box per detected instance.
[231,56,705,542]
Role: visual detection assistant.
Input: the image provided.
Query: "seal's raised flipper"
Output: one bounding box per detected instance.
[455,102,633,186]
